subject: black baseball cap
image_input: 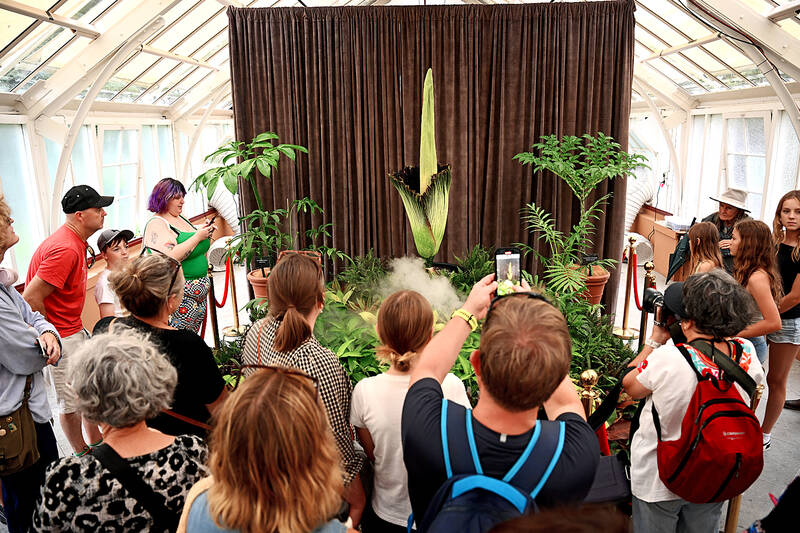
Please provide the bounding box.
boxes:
[61,185,114,214]
[97,228,134,252]
[664,282,687,320]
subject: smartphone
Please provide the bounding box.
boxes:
[207,215,217,225]
[495,247,521,296]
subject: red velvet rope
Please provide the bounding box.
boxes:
[632,251,642,311]
[200,308,207,339]
[214,256,231,309]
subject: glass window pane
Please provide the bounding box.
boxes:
[114,197,136,233]
[776,112,800,193]
[0,13,37,53]
[747,193,763,219]
[102,166,118,196]
[158,125,175,177]
[140,63,195,105]
[119,164,137,196]
[745,118,766,155]
[72,126,96,187]
[0,124,43,274]
[729,154,747,189]
[103,130,120,164]
[120,129,137,164]
[141,125,158,188]
[727,118,746,153]
[746,156,766,190]
[45,137,61,186]
[0,27,74,92]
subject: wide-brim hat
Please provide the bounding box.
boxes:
[664,282,687,320]
[97,228,134,252]
[709,188,749,212]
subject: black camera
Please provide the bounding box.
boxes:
[642,288,668,327]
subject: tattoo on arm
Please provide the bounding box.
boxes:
[148,231,159,245]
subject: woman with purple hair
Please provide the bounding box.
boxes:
[142,178,215,333]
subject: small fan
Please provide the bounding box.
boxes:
[208,236,232,272]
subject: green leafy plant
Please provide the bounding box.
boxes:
[242,297,269,323]
[315,289,383,383]
[450,245,494,295]
[514,133,647,295]
[389,69,452,260]
[334,249,387,306]
[225,197,348,267]
[192,132,307,212]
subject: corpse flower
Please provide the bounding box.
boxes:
[389,69,452,260]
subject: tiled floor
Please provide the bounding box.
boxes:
[4,261,798,532]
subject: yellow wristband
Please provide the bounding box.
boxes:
[451,308,478,331]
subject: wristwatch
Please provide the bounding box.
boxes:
[644,339,662,349]
[451,308,478,331]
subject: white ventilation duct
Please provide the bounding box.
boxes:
[625,173,660,231]
[208,185,240,236]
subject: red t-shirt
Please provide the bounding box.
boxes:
[26,225,88,337]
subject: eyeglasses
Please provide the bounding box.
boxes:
[86,245,96,269]
[222,363,319,396]
[483,291,554,331]
[140,246,182,296]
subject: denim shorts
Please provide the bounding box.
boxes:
[767,316,800,345]
[746,335,768,364]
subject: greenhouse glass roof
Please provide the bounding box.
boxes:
[0,0,798,116]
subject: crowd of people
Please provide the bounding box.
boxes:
[0,181,798,533]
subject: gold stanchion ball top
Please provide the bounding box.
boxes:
[628,235,637,245]
[644,261,655,273]
[580,369,599,389]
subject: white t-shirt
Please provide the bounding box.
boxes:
[94,269,126,318]
[631,338,766,503]
[350,372,470,526]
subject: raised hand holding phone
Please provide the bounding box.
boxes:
[495,247,521,296]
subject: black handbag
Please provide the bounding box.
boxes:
[0,376,40,475]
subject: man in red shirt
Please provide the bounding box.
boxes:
[23,185,113,454]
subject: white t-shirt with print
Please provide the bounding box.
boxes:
[630,338,766,503]
[350,372,470,526]
[94,269,126,318]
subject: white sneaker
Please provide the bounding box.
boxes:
[763,434,772,450]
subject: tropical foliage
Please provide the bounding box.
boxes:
[515,133,647,295]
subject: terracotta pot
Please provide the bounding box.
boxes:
[247,268,270,299]
[583,265,611,305]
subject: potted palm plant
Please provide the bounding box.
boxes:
[514,133,647,304]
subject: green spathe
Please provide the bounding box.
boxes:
[390,68,451,260]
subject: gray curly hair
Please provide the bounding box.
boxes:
[67,329,177,428]
[683,269,759,339]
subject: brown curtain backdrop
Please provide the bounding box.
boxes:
[227,1,634,309]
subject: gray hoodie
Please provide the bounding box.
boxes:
[0,282,61,423]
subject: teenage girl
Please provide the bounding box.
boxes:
[731,219,782,367]
[688,221,724,274]
[350,291,470,533]
[762,191,800,449]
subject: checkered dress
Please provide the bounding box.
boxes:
[241,317,363,485]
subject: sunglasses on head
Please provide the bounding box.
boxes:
[222,363,319,397]
[483,291,554,331]
[140,246,182,296]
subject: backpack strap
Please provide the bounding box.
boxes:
[92,444,177,532]
[692,339,757,399]
[504,421,565,500]
[440,399,482,478]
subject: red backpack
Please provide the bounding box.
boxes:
[652,339,763,503]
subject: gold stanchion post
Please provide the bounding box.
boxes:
[637,261,657,353]
[723,383,765,533]
[222,257,247,338]
[580,369,599,419]
[207,265,220,350]
[613,236,639,340]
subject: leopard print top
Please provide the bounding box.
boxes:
[33,435,208,532]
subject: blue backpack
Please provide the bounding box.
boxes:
[409,399,565,533]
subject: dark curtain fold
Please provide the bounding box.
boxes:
[228,1,634,309]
